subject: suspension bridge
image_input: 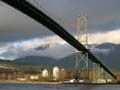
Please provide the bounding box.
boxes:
[1,0,116,82]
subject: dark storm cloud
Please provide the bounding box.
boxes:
[33,0,120,32]
[0,0,120,42]
[0,1,54,42]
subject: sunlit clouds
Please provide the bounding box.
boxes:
[0,35,73,60]
[89,29,120,44]
[0,29,119,60]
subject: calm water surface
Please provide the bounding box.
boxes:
[0,83,120,90]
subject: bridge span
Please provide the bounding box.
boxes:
[1,0,116,79]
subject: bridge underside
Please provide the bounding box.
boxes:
[1,0,116,79]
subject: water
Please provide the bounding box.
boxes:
[0,83,120,90]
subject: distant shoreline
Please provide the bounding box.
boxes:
[0,80,119,85]
[0,80,62,84]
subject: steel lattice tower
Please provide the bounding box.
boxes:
[75,16,89,81]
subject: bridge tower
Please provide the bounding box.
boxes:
[75,16,89,81]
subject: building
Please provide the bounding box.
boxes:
[42,69,49,78]
[53,66,60,80]
[60,69,66,79]
[30,75,39,80]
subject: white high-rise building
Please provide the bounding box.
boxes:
[42,69,49,78]
[53,66,60,80]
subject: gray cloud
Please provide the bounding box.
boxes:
[90,46,111,55]
[0,0,120,42]
[0,1,54,42]
[0,35,74,60]
[0,0,120,60]
[30,0,120,32]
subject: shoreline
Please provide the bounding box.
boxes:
[0,80,62,84]
[0,80,119,85]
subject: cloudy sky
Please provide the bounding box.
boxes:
[0,0,120,60]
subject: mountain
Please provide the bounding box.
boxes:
[0,59,14,64]
[56,54,76,68]
[14,56,56,66]
[58,43,120,70]
[0,43,120,70]
[96,43,120,70]
[95,43,116,49]
[13,55,77,68]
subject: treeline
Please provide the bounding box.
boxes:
[0,64,46,74]
[0,63,120,82]
[0,64,73,81]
